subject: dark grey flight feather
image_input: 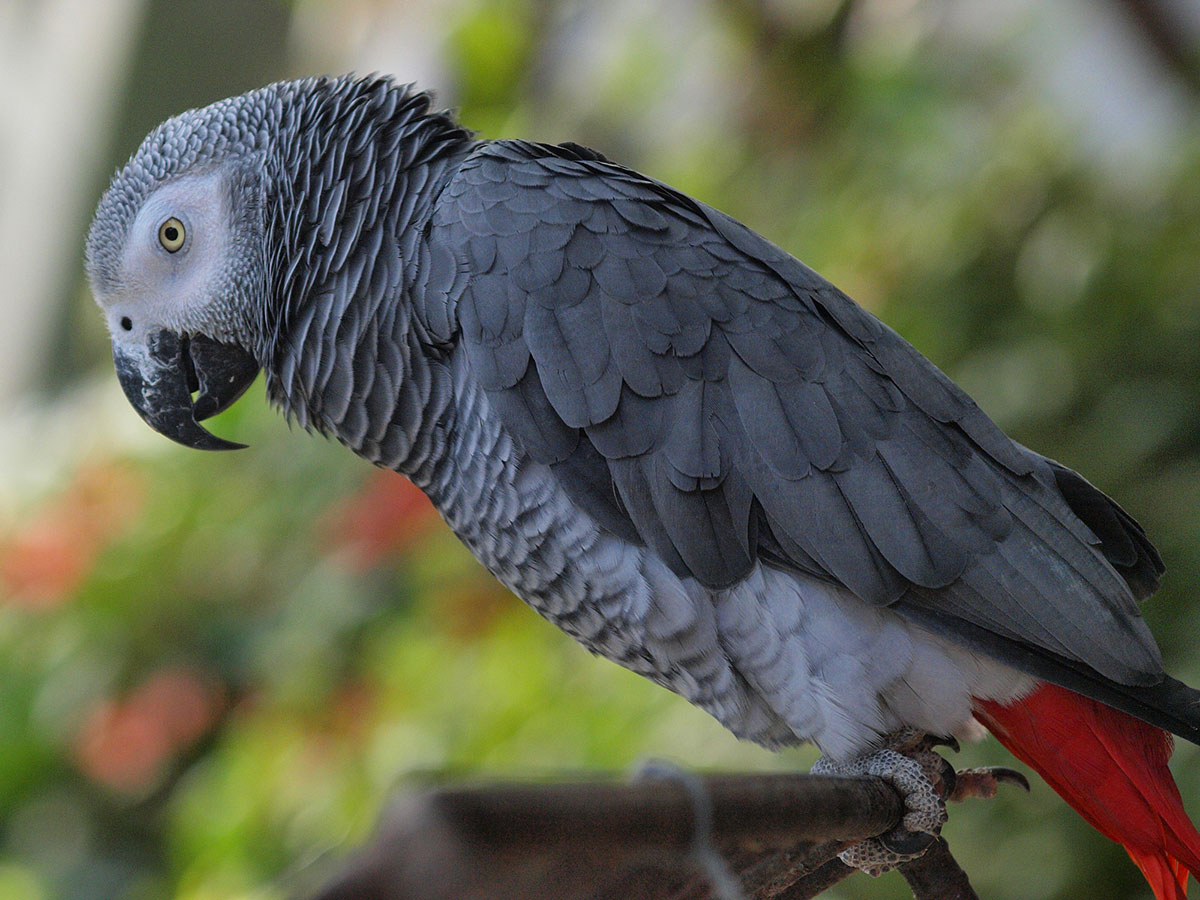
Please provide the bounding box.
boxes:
[89,74,1192,748]
[429,140,1164,684]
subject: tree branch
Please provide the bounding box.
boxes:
[899,837,980,900]
[294,771,980,900]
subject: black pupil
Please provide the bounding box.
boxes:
[164,225,179,242]
[120,316,132,331]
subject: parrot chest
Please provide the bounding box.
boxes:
[413,370,643,647]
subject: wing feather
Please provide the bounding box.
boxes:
[432,140,1165,687]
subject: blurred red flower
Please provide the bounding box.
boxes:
[74,667,224,793]
[322,470,439,570]
[1,461,145,610]
[435,579,513,642]
[329,679,379,744]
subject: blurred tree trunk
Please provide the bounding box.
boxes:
[0,0,144,406]
[1110,0,1200,97]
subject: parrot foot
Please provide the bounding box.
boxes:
[811,730,952,876]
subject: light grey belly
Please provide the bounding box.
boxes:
[419,380,1033,760]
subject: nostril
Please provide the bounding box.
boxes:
[120,316,133,332]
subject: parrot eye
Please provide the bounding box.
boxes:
[158,217,186,252]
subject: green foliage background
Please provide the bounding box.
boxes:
[4,1,1200,898]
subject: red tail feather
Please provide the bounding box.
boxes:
[976,684,1200,900]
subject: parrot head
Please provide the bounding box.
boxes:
[86,76,473,454]
[85,97,271,451]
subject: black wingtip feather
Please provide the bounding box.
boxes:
[1047,460,1165,601]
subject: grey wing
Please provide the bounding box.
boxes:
[430,140,1166,694]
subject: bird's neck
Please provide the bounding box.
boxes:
[258,78,473,462]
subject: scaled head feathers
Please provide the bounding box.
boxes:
[85,74,471,450]
[85,84,281,347]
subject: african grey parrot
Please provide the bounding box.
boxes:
[85,74,1200,893]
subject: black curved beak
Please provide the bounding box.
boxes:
[113,330,260,451]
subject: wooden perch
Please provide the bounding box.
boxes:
[295,771,983,900]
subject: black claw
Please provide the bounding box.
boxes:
[880,827,937,857]
[937,759,957,799]
[988,767,1031,793]
[924,734,960,754]
[948,766,1033,802]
